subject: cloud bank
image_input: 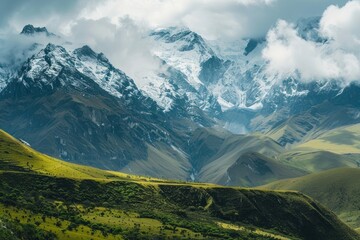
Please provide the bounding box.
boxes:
[80,0,347,40]
[263,0,360,84]
[0,0,355,85]
[69,17,162,81]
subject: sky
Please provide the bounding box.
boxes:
[0,0,359,83]
[0,0,348,39]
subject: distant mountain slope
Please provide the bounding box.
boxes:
[262,100,360,147]
[20,24,57,37]
[274,123,360,173]
[261,168,360,230]
[296,123,360,154]
[0,129,358,240]
[188,128,306,187]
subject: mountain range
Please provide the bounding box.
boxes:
[0,21,360,189]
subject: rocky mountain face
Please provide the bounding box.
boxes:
[0,35,198,179]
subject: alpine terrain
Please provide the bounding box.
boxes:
[1,0,360,239]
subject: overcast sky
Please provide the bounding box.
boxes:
[0,0,348,39]
[1,0,359,83]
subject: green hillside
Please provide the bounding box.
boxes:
[189,128,305,187]
[262,102,359,147]
[270,123,360,174]
[0,129,358,239]
[295,123,360,154]
[261,168,360,229]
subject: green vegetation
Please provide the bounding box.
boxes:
[296,124,360,154]
[260,168,360,229]
[0,217,56,240]
[189,127,304,187]
[0,129,358,240]
[266,123,360,174]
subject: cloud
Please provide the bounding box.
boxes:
[69,17,162,81]
[0,0,354,85]
[0,32,66,71]
[0,0,98,34]
[80,0,348,40]
[263,0,360,84]
[320,0,360,52]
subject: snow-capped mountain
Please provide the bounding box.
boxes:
[145,27,225,117]
[151,27,215,89]
[0,39,198,178]
[143,20,357,138]
[148,27,276,116]
[0,21,359,180]
[73,45,145,103]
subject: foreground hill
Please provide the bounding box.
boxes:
[261,168,360,230]
[0,130,358,240]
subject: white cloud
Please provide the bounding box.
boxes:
[320,0,360,52]
[263,0,360,84]
[79,0,347,40]
[0,32,65,70]
[69,17,162,81]
[0,0,354,85]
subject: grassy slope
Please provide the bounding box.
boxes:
[262,102,359,148]
[0,129,174,183]
[190,128,305,187]
[260,168,360,229]
[274,123,360,173]
[0,129,359,240]
[296,123,360,154]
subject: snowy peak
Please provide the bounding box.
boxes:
[73,45,98,59]
[11,43,88,93]
[147,27,225,116]
[151,27,214,56]
[20,24,56,37]
[2,43,135,99]
[73,45,110,65]
[150,27,218,91]
[73,45,141,100]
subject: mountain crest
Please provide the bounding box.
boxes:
[20,24,56,37]
[73,45,109,63]
[151,27,214,55]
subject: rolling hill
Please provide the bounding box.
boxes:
[276,123,360,173]
[261,168,360,230]
[189,127,306,186]
[295,123,360,155]
[0,129,358,240]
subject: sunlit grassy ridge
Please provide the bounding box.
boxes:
[260,168,360,229]
[0,129,358,240]
[296,124,360,154]
[0,129,179,184]
[272,123,360,174]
